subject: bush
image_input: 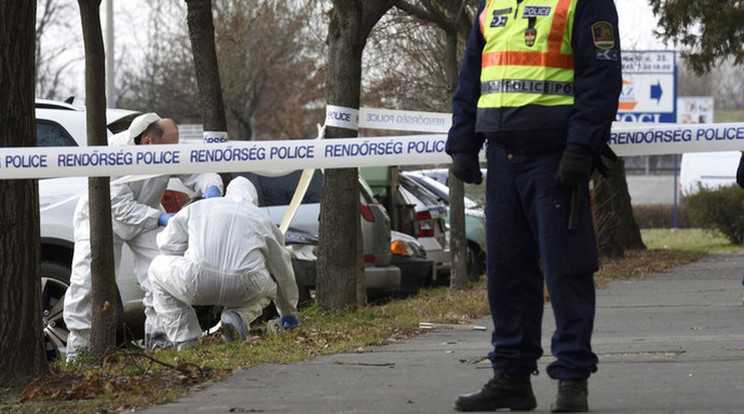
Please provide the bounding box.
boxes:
[632,203,696,229]
[684,184,744,244]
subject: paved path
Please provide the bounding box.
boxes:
[626,175,678,205]
[140,253,744,413]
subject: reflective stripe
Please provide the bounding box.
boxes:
[482,51,574,69]
[479,0,493,36]
[481,79,574,96]
[547,0,572,54]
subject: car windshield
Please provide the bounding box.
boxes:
[405,173,479,209]
[233,170,322,207]
[399,175,442,207]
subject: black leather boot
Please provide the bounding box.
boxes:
[454,374,537,412]
[551,378,588,412]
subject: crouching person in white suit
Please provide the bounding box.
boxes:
[148,176,299,349]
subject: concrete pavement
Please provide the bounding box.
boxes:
[140,253,744,413]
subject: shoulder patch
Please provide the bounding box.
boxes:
[595,49,619,61]
[591,21,615,50]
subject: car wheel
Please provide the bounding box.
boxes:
[41,261,70,361]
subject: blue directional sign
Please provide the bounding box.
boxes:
[616,50,677,123]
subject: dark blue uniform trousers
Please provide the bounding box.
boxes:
[485,146,599,379]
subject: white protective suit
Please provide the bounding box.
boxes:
[63,173,223,359]
[149,176,299,343]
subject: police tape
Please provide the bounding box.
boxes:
[608,122,744,156]
[326,106,451,132]
[359,107,451,133]
[3,118,744,180]
[0,135,450,179]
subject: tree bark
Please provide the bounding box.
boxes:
[0,1,49,386]
[185,0,230,185]
[78,0,118,362]
[318,1,394,309]
[593,157,646,258]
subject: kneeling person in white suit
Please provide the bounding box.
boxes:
[149,176,299,348]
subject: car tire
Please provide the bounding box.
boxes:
[40,260,71,362]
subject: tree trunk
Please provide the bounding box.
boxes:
[593,157,646,258]
[185,0,231,184]
[0,1,50,386]
[444,29,468,290]
[318,1,394,309]
[78,0,118,362]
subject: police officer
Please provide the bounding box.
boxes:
[446,0,622,412]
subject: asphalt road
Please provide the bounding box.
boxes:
[140,252,744,414]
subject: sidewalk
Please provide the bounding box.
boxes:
[140,253,744,414]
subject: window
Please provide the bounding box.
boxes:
[36,120,77,147]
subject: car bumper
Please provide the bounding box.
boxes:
[391,255,433,295]
[364,264,401,297]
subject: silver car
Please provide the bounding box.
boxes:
[233,170,402,298]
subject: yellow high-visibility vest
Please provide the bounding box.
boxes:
[476,0,578,131]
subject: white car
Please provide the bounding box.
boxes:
[37,99,147,360]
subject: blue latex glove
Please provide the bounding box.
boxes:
[202,185,221,199]
[280,315,299,330]
[158,213,175,226]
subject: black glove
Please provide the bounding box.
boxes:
[737,154,744,188]
[594,143,618,178]
[451,156,482,185]
[555,149,593,187]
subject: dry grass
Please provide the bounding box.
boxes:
[1,231,729,413]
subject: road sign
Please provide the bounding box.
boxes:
[616,50,677,123]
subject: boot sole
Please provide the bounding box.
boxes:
[455,396,537,412]
[550,404,588,413]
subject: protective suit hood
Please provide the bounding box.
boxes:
[225,177,258,206]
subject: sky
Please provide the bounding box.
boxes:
[616,0,671,50]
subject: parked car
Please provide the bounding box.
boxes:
[396,173,452,284]
[402,171,486,280]
[417,167,488,186]
[360,167,453,285]
[390,230,432,295]
[232,170,432,298]
[679,151,739,196]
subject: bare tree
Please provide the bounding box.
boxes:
[317,0,395,309]
[78,0,118,362]
[116,0,323,141]
[390,0,477,289]
[116,5,202,122]
[35,0,84,99]
[593,160,645,258]
[185,0,228,137]
[0,1,49,386]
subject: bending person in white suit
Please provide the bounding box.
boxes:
[149,176,299,349]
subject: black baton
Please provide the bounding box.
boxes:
[568,184,580,230]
